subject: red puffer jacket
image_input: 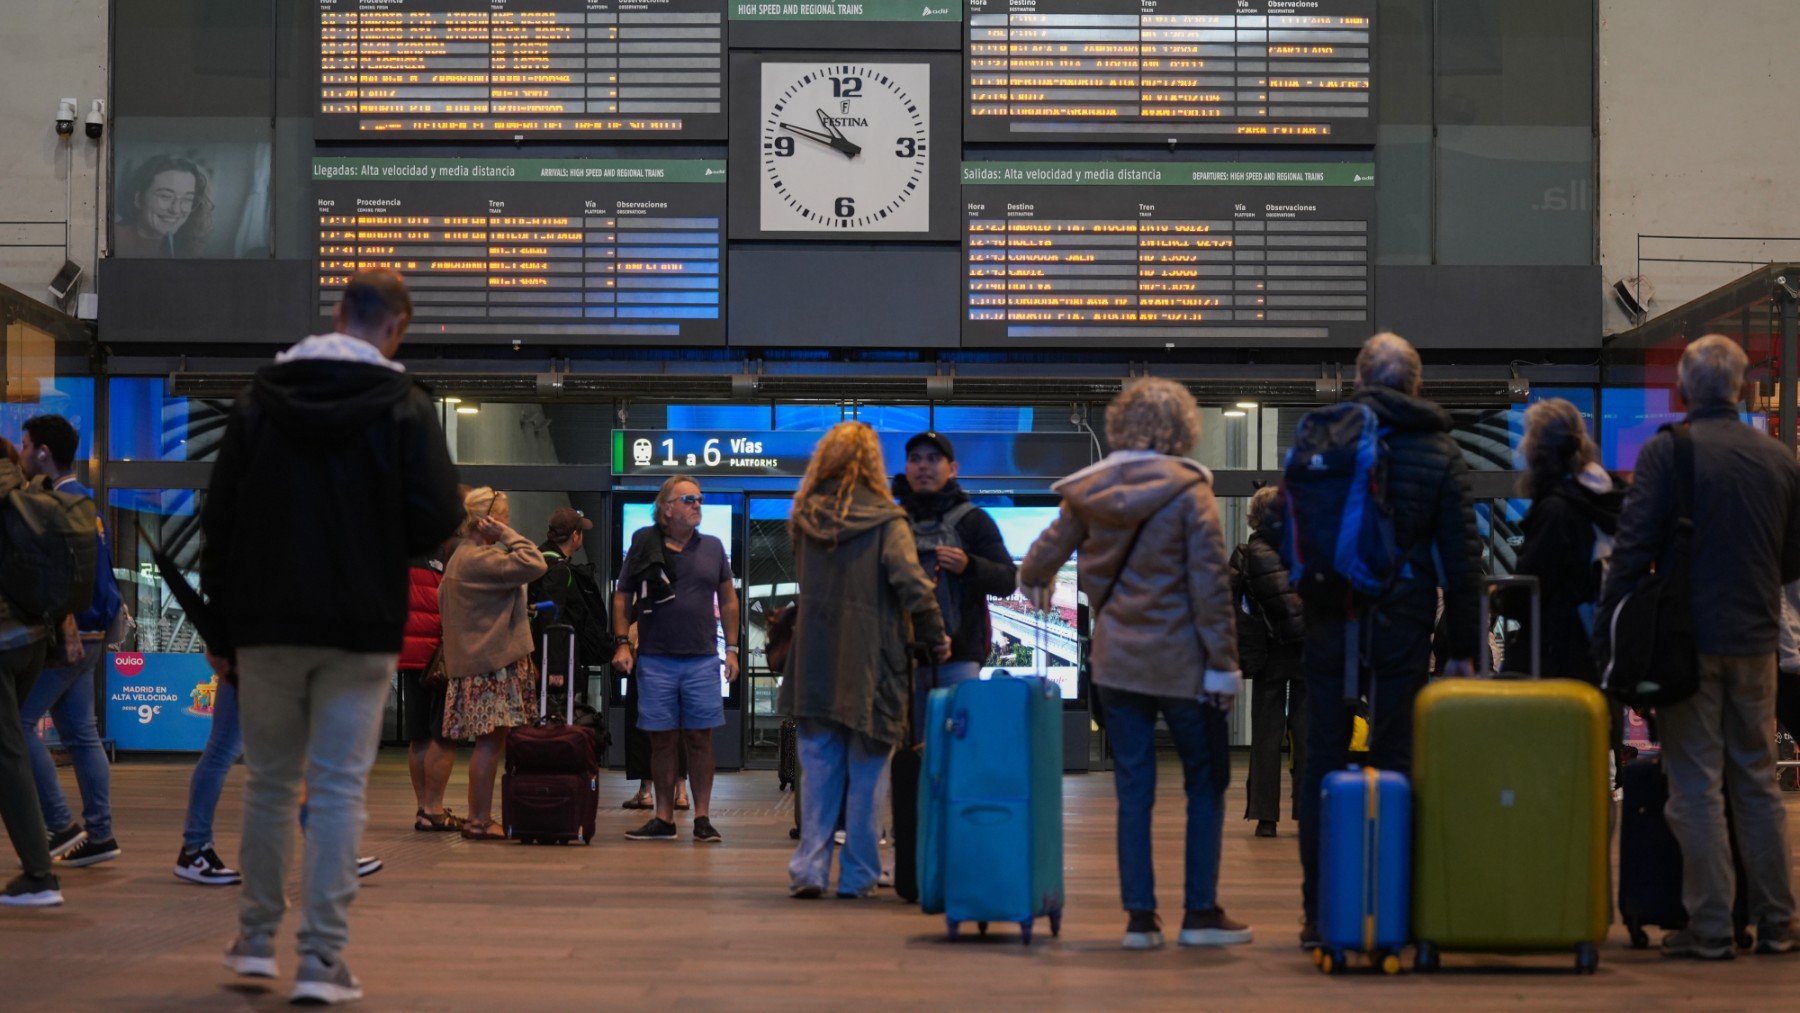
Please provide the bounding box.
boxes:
[399,564,444,671]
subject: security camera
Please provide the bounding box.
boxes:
[84,100,105,140]
[55,97,77,136]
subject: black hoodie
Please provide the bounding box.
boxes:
[1352,386,1484,662]
[892,475,1018,665]
[1515,466,1624,682]
[200,358,464,655]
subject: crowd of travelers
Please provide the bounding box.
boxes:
[0,268,1795,1006]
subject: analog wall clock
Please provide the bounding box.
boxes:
[729,52,959,241]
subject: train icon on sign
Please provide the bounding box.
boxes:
[633,439,654,467]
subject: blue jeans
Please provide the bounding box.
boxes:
[789,719,892,894]
[183,677,243,850]
[21,644,110,840]
[913,660,981,745]
[1100,685,1231,913]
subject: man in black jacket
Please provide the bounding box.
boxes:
[893,432,1017,731]
[1295,332,1483,947]
[201,268,462,1004]
[1595,335,1800,959]
[531,507,613,675]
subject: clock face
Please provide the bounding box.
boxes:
[759,62,931,233]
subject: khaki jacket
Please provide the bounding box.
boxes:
[1020,452,1239,700]
[440,529,548,679]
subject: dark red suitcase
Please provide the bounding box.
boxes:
[504,624,599,844]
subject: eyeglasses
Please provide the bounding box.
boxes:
[675,494,704,506]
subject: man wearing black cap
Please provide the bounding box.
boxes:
[531,507,613,683]
[893,432,1018,723]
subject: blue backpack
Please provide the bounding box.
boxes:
[1280,402,1400,599]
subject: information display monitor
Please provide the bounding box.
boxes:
[965,0,1374,145]
[962,160,1373,348]
[314,157,725,346]
[316,0,727,139]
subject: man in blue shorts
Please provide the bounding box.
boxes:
[613,475,739,844]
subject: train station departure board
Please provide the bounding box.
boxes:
[316,0,727,139]
[966,0,1373,144]
[963,161,1373,348]
[314,158,725,346]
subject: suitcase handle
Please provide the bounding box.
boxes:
[538,622,578,726]
[949,709,968,739]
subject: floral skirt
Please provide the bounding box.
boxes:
[443,655,539,740]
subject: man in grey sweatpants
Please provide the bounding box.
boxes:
[1597,334,1800,960]
[201,268,462,1004]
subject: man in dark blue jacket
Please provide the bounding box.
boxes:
[201,268,463,1003]
[1596,334,1800,959]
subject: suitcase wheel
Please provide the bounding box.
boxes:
[1318,950,1339,975]
[1019,922,1033,946]
[1310,947,1324,968]
[977,921,989,936]
[1049,909,1062,938]
[1413,942,1440,973]
[1626,922,1649,950]
[945,919,961,941]
[1575,942,1599,974]
[1377,951,1402,976]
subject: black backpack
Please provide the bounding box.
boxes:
[0,485,99,624]
[1600,424,1699,709]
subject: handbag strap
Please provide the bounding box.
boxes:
[1092,475,1203,618]
[1671,423,1695,525]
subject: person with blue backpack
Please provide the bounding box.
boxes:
[1283,333,1483,951]
[17,414,124,871]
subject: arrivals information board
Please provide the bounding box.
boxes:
[962,161,1374,348]
[965,0,1374,145]
[316,0,727,139]
[314,158,725,346]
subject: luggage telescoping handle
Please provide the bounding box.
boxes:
[534,601,578,724]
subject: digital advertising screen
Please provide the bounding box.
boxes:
[314,157,724,346]
[963,161,1374,348]
[965,0,1374,145]
[980,506,1079,700]
[316,0,727,139]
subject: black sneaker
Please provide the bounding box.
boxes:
[624,817,678,841]
[1661,929,1735,960]
[1179,907,1253,947]
[1756,921,1797,955]
[1299,921,1321,950]
[60,836,121,868]
[175,844,242,885]
[0,872,63,908]
[46,823,86,860]
[1122,910,1164,950]
[1254,820,1278,838]
[691,817,722,844]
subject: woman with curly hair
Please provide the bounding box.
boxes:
[113,154,214,258]
[1020,378,1249,950]
[779,422,947,898]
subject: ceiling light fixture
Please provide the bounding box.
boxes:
[456,404,480,416]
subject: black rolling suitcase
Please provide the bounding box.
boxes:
[890,652,936,904]
[503,623,600,845]
[1616,756,1750,949]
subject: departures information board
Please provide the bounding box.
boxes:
[316,0,727,139]
[963,161,1373,348]
[966,0,1373,144]
[315,158,725,346]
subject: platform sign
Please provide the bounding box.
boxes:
[106,652,222,752]
[612,429,1096,478]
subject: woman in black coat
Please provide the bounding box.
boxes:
[1231,486,1308,838]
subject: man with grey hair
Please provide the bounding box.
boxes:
[1294,331,1483,948]
[1596,333,1800,959]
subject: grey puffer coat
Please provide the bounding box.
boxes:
[1020,451,1239,700]
[778,485,946,748]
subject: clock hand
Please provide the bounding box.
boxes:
[814,108,862,159]
[777,121,839,146]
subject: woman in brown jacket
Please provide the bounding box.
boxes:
[1020,378,1248,951]
[779,422,948,898]
[439,488,548,840]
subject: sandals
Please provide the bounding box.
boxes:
[415,808,466,832]
[622,793,654,810]
[459,819,509,841]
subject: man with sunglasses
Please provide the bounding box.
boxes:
[614,476,739,844]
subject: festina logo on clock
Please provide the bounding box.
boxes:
[760,62,930,233]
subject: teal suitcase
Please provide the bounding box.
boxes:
[918,675,1064,942]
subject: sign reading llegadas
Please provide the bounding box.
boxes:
[106,653,223,752]
[612,430,1094,479]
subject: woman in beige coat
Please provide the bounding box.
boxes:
[440,488,548,840]
[1019,378,1247,951]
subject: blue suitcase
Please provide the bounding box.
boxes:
[1316,767,1411,974]
[918,675,1064,943]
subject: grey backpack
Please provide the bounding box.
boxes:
[911,502,977,638]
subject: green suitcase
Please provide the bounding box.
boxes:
[1412,678,1611,973]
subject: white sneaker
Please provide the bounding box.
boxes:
[175,844,243,886]
[0,874,63,908]
[223,936,278,978]
[878,866,895,888]
[356,857,383,878]
[289,951,363,1005]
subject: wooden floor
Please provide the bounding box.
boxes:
[3,750,1798,1010]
